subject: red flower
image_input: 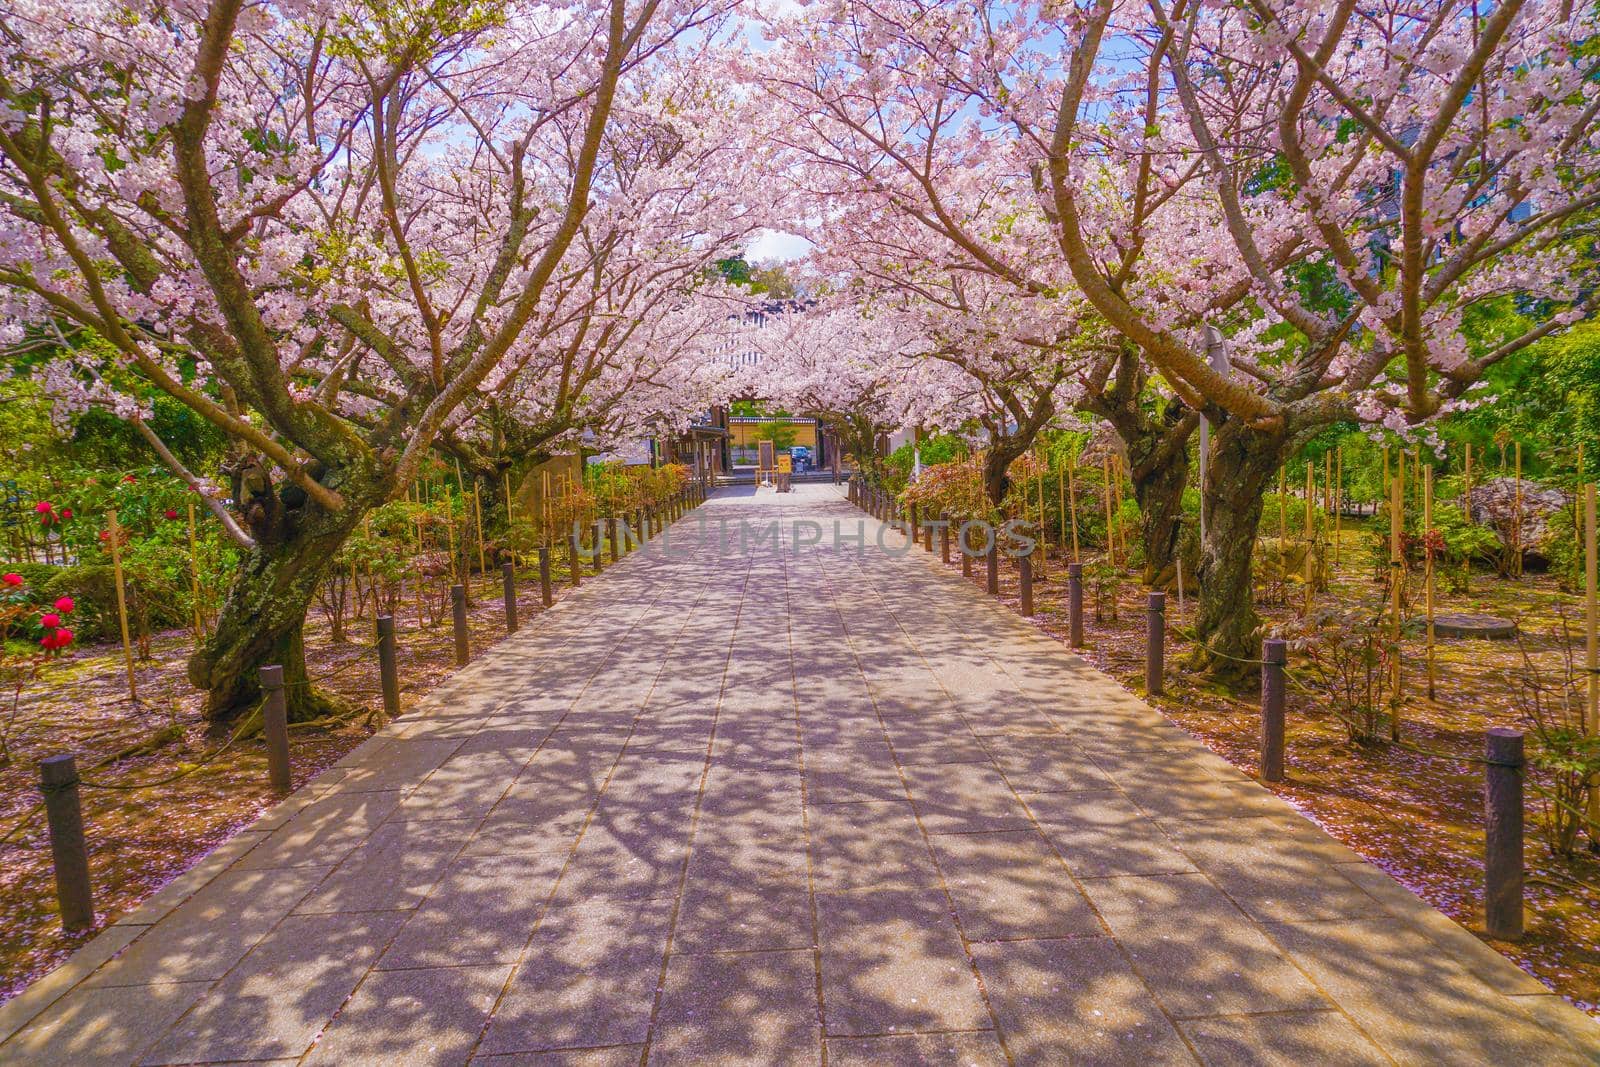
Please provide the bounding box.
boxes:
[54,628,73,647]
[39,613,60,629]
[34,501,52,514]
[2,573,22,587]
[59,508,72,520]
[123,474,137,483]
[164,509,179,520]
[54,596,75,613]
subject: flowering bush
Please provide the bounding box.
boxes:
[0,574,77,764]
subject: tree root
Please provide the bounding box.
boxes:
[86,723,186,771]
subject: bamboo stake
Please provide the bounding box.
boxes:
[1575,443,1585,539]
[1304,461,1315,614]
[473,485,487,578]
[1334,446,1342,567]
[1462,442,1473,594]
[1304,460,1314,535]
[445,490,459,585]
[1036,453,1048,580]
[1514,442,1524,578]
[106,510,138,702]
[1102,454,1114,567]
[542,470,551,547]
[1390,451,1404,739]
[185,500,204,640]
[503,469,515,567]
[1057,463,1067,562]
[1067,452,1081,563]
[1425,464,1436,701]
[1278,466,1287,543]
[1586,483,1598,836]
[362,517,374,617]
[415,513,429,628]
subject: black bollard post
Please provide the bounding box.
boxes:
[986,540,1000,595]
[610,516,621,563]
[1146,592,1166,696]
[909,503,919,546]
[39,754,94,932]
[502,562,518,633]
[538,546,553,607]
[940,513,952,564]
[377,616,400,717]
[567,533,582,587]
[591,519,605,574]
[259,664,292,793]
[1019,551,1034,617]
[1485,728,1525,941]
[1068,562,1084,647]
[1260,638,1286,782]
[451,584,470,666]
[962,523,974,578]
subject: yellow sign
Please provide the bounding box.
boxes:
[777,454,792,474]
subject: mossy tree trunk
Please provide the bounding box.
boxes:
[980,434,1034,510]
[1130,436,1194,586]
[1188,419,1288,684]
[188,463,380,722]
[1083,351,1198,585]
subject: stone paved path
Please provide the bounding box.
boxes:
[3,485,1597,1064]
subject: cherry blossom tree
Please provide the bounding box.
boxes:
[750,2,1202,567]
[738,301,913,478]
[1041,0,1600,670]
[758,0,1600,671]
[0,0,742,718]
[438,81,778,492]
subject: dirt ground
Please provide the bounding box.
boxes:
[952,523,1600,1016]
[0,563,571,1002]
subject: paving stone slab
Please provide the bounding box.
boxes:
[814,887,990,1037]
[1078,874,1330,1019]
[648,948,821,1064]
[477,899,674,1055]
[824,1030,1007,1066]
[139,910,409,1064]
[928,830,1101,942]
[1264,917,1598,1063]
[1178,1010,1389,1066]
[303,963,512,1065]
[89,865,333,986]
[2,980,211,1066]
[969,937,1194,1063]
[809,801,940,890]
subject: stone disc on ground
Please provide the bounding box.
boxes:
[1433,613,1519,639]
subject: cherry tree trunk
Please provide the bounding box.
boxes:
[1190,423,1285,684]
[1131,450,1189,586]
[187,493,369,723]
[982,438,1032,509]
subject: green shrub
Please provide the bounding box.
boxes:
[40,562,185,644]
